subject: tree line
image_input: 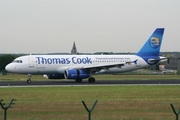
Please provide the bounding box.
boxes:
[0,54,19,72]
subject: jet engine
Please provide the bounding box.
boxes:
[64,70,90,79]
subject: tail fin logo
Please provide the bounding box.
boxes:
[149,37,160,49]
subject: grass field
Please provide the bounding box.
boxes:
[0,74,180,120]
[0,86,180,120]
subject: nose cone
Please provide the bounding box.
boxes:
[5,64,14,72]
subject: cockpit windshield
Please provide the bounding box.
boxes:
[13,60,23,63]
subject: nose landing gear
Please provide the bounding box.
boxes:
[27,74,32,83]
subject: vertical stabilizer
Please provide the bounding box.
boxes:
[136,28,164,56]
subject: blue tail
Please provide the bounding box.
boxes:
[136,28,164,56]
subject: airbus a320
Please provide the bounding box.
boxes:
[5,28,167,83]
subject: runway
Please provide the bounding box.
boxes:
[1,79,180,87]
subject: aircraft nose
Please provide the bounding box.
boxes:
[5,64,15,72]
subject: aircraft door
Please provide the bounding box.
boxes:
[29,56,35,68]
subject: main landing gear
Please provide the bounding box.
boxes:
[75,78,82,83]
[27,74,32,84]
[88,77,95,83]
[75,77,96,83]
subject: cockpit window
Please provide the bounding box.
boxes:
[13,60,23,63]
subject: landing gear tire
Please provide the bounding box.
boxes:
[27,79,31,84]
[75,79,82,83]
[88,77,95,83]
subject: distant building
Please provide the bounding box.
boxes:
[71,41,77,54]
[165,54,180,71]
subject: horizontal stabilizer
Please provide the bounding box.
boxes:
[148,57,167,64]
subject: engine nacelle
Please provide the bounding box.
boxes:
[64,70,90,79]
[47,74,65,79]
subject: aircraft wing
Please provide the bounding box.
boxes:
[83,63,125,69]
[66,62,128,72]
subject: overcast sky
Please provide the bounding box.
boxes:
[1,0,180,54]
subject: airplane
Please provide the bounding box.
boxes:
[5,28,167,83]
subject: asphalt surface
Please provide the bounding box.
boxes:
[1,80,180,87]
